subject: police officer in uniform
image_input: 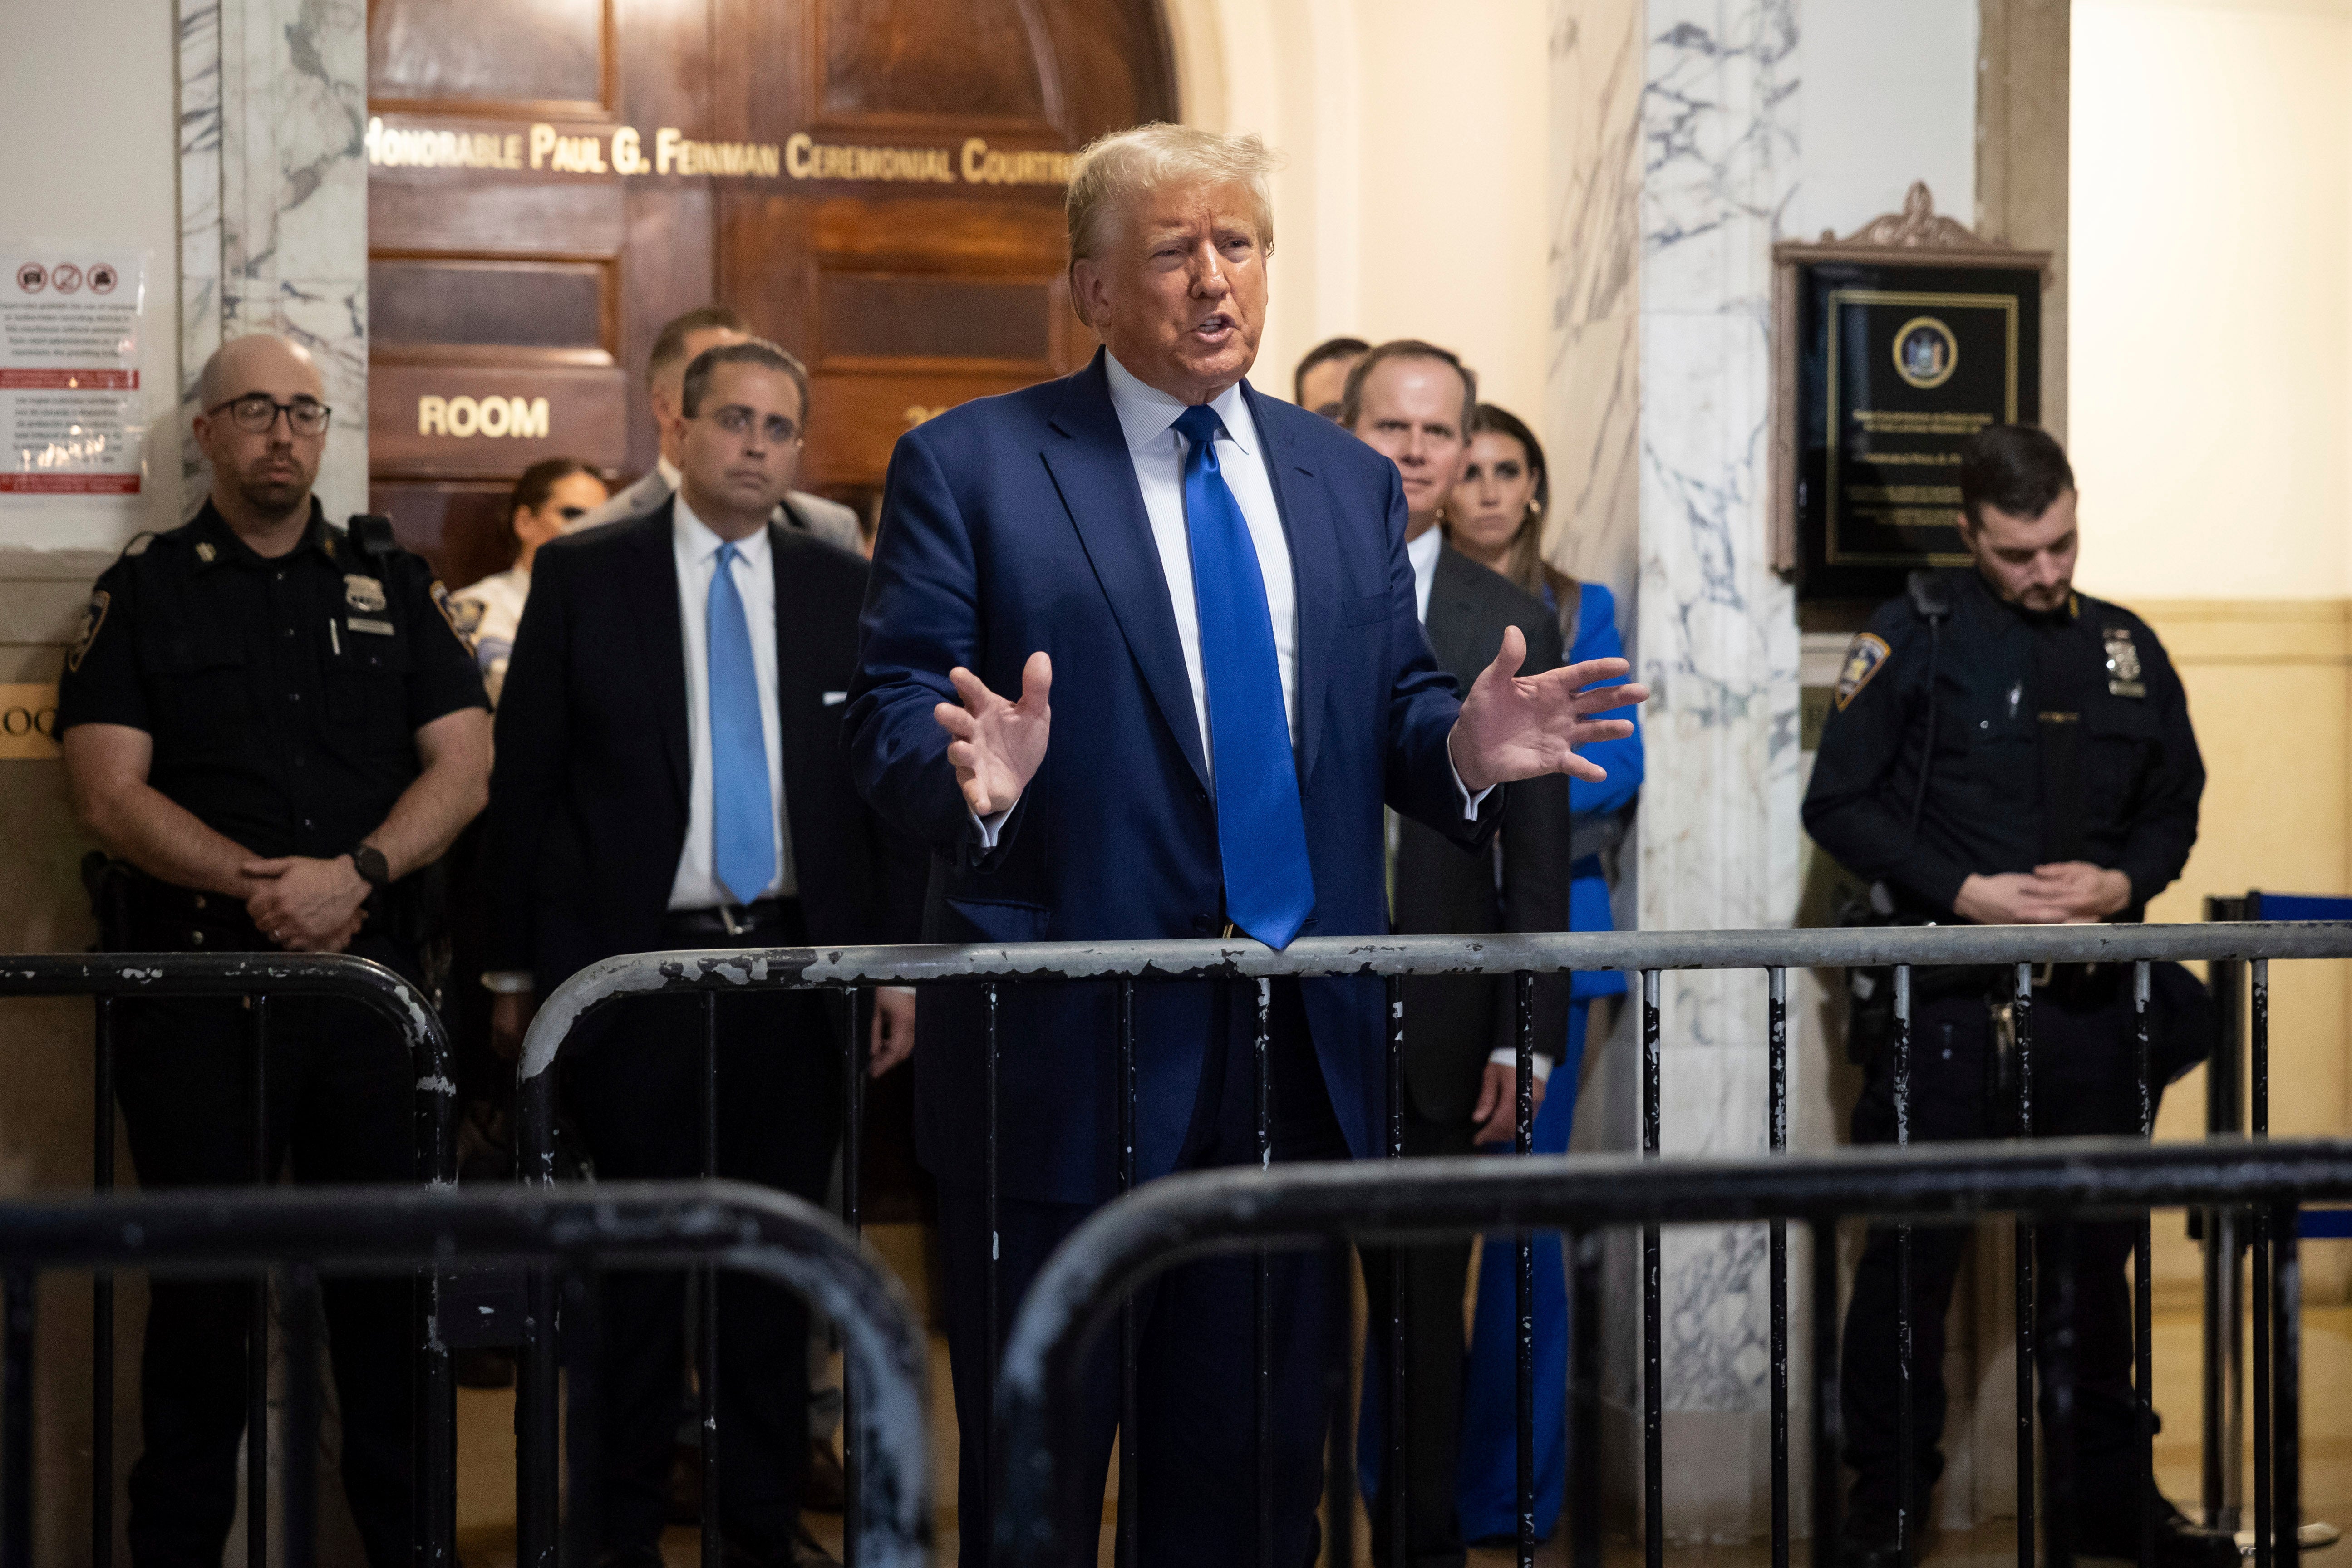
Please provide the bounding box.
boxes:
[58,334,490,1567]
[1804,424,2227,1568]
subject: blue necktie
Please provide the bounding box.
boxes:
[1173,404,1316,948]
[708,541,775,906]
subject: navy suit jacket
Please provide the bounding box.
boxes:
[846,350,1499,1204]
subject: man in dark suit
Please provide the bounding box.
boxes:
[1343,339,1574,1567]
[487,339,920,1568]
[846,125,1643,1567]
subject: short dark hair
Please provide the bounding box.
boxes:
[680,338,810,425]
[1293,336,1370,405]
[507,457,595,533]
[1958,424,2075,527]
[647,305,750,388]
[1338,339,1477,437]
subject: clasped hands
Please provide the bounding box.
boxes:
[932,626,1647,819]
[1954,863,2132,926]
[241,853,370,953]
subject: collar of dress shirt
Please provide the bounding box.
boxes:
[672,488,772,572]
[657,454,682,491]
[1103,351,1259,459]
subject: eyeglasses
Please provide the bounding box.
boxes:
[207,393,332,437]
[707,405,801,445]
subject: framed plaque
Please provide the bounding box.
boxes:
[1770,184,2049,604]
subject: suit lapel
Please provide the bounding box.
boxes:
[1040,355,1210,792]
[767,524,823,848]
[1425,545,1485,679]
[625,500,692,805]
[1244,381,1337,785]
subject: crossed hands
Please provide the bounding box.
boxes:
[242,854,369,953]
[930,629,1648,818]
[1954,863,2132,926]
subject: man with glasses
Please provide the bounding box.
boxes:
[486,339,921,1568]
[569,304,864,552]
[55,332,491,1566]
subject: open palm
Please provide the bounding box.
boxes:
[1448,626,1647,790]
[934,651,1053,816]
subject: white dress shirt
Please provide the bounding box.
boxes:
[1406,524,1442,625]
[668,494,794,909]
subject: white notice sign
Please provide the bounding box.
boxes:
[1,248,145,494]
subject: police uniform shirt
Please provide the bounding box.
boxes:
[447,564,529,706]
[1803,567,2204,920]
[56,499,487,863]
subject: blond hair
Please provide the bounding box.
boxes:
[1065,123,1279,268]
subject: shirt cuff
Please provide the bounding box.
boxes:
[969,805,1012,850]
[1449,750,1496,822]
[880,985,916,998]
[482,970,534,994]
[1487,1046,1553,1083]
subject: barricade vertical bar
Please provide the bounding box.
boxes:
[983,978,1000,1545]
[1642,968,1662,1568]
[1,1267,32,1568]
[1118,978,1139,1566]
[1515,969,1535,1568]
[1894,964,1914,1568]
[1385,974,1407,1568]
[2202,915,2246,1532]
[2133,963,2155,1568]
[93,993,115,1568]
[561,1265,603,1568]
[2271,1202,2300,1568]
[1813,1219,1843,1568]
[1255,977,1274,1568]
[1324,1236,1357,1568]
[2252,960,2273,1568]
[518,1037,561,1567]
[1569,1229,1602,1568]
[702,993,722,1568]
[249,996,270,1568]
[284,1265,319,1568]
[2014,963,2036,1568]
[1768,968,1790,1568]
[842,991,865,1568]
[2044,1226,2078,1568]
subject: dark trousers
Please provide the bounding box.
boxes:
[1840,977,2153,1539]
[937,978,1352,1568]
[563,903,841,1562]
[1359,1104,1478,1568]
[113,933,421,1568]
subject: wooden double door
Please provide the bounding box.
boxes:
[366,0,1176,588]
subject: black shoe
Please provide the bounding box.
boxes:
[1840,1509,1914,1568]
[2076,1498,2240,1568]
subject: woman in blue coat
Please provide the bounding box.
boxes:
[1442,404,1643,1542]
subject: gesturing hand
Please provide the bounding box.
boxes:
[933,651,1053,817]
[1447,626,1648,791]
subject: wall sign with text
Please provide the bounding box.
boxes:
[366,117,1072,188]
[1769,187,2050,605]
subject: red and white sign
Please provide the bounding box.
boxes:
[1,247,145,496]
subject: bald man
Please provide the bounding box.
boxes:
[59,334,489,1566]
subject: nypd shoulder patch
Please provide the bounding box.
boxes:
[1834,632,1892,711]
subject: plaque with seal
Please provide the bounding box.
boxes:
[1770,184,2050,605]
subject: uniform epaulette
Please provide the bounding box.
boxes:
[118,531,157,559]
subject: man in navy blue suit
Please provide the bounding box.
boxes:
[846,123,1644,1566]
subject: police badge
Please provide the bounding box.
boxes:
[344,574,389,614]
[1835,632,1892,710]
[66,590,109,673]
[2104,626,2145,699]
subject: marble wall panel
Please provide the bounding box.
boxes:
[177,0,369,526]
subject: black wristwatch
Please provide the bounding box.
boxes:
[349,843,392,897]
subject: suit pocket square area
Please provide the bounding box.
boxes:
[822,690,848,706]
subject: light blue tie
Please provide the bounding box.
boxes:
[708,541,774,906]
[1172,404,1316,948]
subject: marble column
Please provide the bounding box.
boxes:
[1551,0,1810,1540]
[178,0,369,525]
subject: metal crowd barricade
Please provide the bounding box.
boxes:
[0,1179,930,1568]
[512,919,2352,1568]
[0,952,458,1567]
[994,1135,2352,1568]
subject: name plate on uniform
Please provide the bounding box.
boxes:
[1770,185,2050,605]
